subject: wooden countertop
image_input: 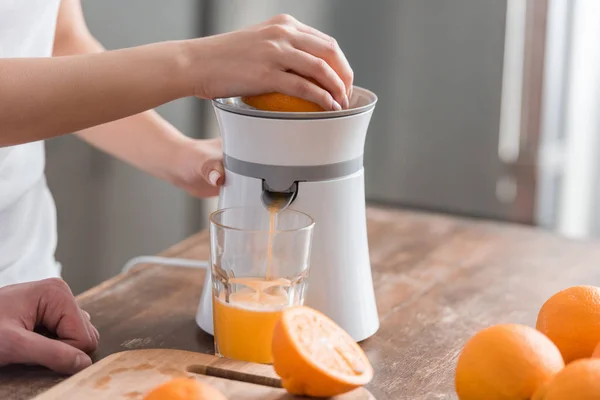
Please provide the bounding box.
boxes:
[2,206,600,399]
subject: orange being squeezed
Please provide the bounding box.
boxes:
[213,277,290,364]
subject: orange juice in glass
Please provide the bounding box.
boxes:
[209,207,314,364]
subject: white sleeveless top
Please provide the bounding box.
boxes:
[0,0,62,286]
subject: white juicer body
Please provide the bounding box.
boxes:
[196,88,380,341]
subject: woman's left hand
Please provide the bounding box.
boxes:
[169,137,225,198]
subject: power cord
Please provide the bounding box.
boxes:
[121,256,209,274]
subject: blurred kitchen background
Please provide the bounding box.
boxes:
[45,0,600,294]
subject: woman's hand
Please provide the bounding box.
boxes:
[0,279,99,375]
[189,14,354,111]
[168,137,224,198]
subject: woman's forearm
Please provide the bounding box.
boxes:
[77,113,191,183]
[52,8,191,184]
[2,7,356,149]
[0,41,190,147]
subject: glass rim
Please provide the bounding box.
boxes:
[209,206,315,234]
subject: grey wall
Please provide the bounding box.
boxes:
[345,1,509,219]
[46,0,207,294]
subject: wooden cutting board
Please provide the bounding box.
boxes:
[33,349,374,399]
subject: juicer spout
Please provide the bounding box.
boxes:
[261,181,298,211]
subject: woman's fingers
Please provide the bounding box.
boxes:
[258,14,353,104]
[291,28,354,96]
[193,13,354,106]
[272,71,341,111]
[279,48,348,108]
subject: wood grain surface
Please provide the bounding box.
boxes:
[33,349,372,399]
[2,206,600,399]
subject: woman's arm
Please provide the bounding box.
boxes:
[0,41,188,147]
[0,2,352,148]
[52,0,218,191]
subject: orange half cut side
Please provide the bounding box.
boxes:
[271,306,373,397]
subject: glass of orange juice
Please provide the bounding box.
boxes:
[209,206,315,364]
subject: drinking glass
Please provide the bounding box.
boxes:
[210,206,315,364]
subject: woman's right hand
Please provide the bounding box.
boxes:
[187,14,354,111]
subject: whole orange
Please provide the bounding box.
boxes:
[271,306,373,397]
[532,359,600,399]
[536,285,600,363]
[144,378,227,400]
[455,324,564,400]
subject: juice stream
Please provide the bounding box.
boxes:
[265,197,285,280]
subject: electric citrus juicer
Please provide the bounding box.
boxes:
[193,87,380,342]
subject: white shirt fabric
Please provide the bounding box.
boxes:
[0,0,63,286]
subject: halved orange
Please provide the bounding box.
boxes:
[242,76,326,112]
[242,92,325,112]
[144,378,228,400]
[271,306,373,397]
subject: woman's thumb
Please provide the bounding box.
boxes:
[203,159,225,187]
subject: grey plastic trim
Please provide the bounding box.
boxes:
[224,155,363,192]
